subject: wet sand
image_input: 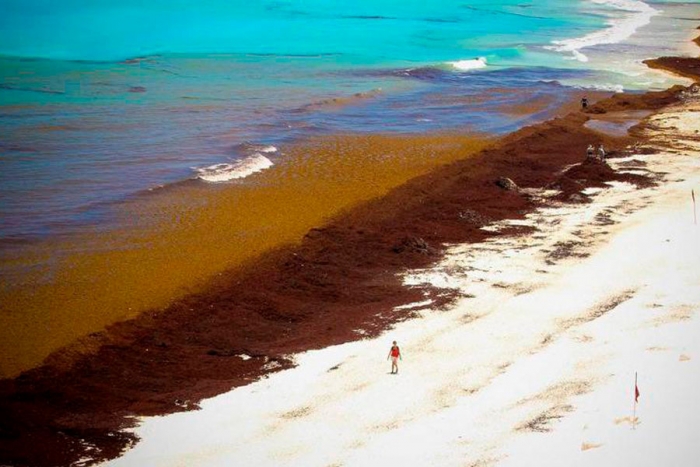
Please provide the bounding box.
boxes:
[2,34,700,467]
[584,110,654,137]
[644,27,700,82]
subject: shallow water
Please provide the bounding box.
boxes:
[0,133,489,377]
[584,110,653,136]
[1,0,693,242]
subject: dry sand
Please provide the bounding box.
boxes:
[103,92,700,467]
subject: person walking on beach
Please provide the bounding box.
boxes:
[587,144,595,158]
[387,341,402,374]
[598,144,606,161]
[581,96,588,109]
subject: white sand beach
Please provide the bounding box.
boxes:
[104,95,700,467]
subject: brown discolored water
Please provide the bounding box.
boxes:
[0,133,489,377]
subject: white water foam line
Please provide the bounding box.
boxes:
[258,145,278,154]
[195,152,274,182]
[546,0,659,62]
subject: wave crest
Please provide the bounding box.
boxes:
[448,57,488,71]
[195,153,274,183]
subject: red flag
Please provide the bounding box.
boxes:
[635,384,640,403]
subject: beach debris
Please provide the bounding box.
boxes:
[570,193,590,203]
[546,174,590,203]
[458,209,490,225]
[153,338,170,348]
[281,406,312,419]
[173,399,199,410]
[516,405,573,433]
[680,84,700,101]
[616,159,648,168]
[392,236,436,255]
[262,360,283,371]
[206,349,240,357]
[594,210,617,226]
[635,146,658,155]
[545,240,589,264]
[495,177,519,191]
[547,175,585,192]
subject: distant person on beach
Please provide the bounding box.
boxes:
[387,341,402,374]
[598,144,606,161]
[581,96,588,109]
[587,144,595,158]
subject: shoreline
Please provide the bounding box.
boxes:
[105,90,700,467]
[2,2,696,378]
[2,31,700,467]
[0,86,612,380]
[0,131,492,379]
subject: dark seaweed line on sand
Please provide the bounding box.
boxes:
[1,51,699,467]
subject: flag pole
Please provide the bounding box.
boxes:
[633,372,638,430]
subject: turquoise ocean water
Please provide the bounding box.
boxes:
[0,0,697,241]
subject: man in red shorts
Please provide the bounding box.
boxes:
[387,341,402,374]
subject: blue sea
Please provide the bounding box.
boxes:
[0,0,696,242]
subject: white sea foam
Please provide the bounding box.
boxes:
[547,0,659,62]
[195,153,274,182]
[587,83,626,93]
[448,57,487,71]
[258,146,278,154]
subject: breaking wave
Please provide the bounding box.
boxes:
[448,57,488,71]
[195,152,274,183]
[546,0,658,62]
